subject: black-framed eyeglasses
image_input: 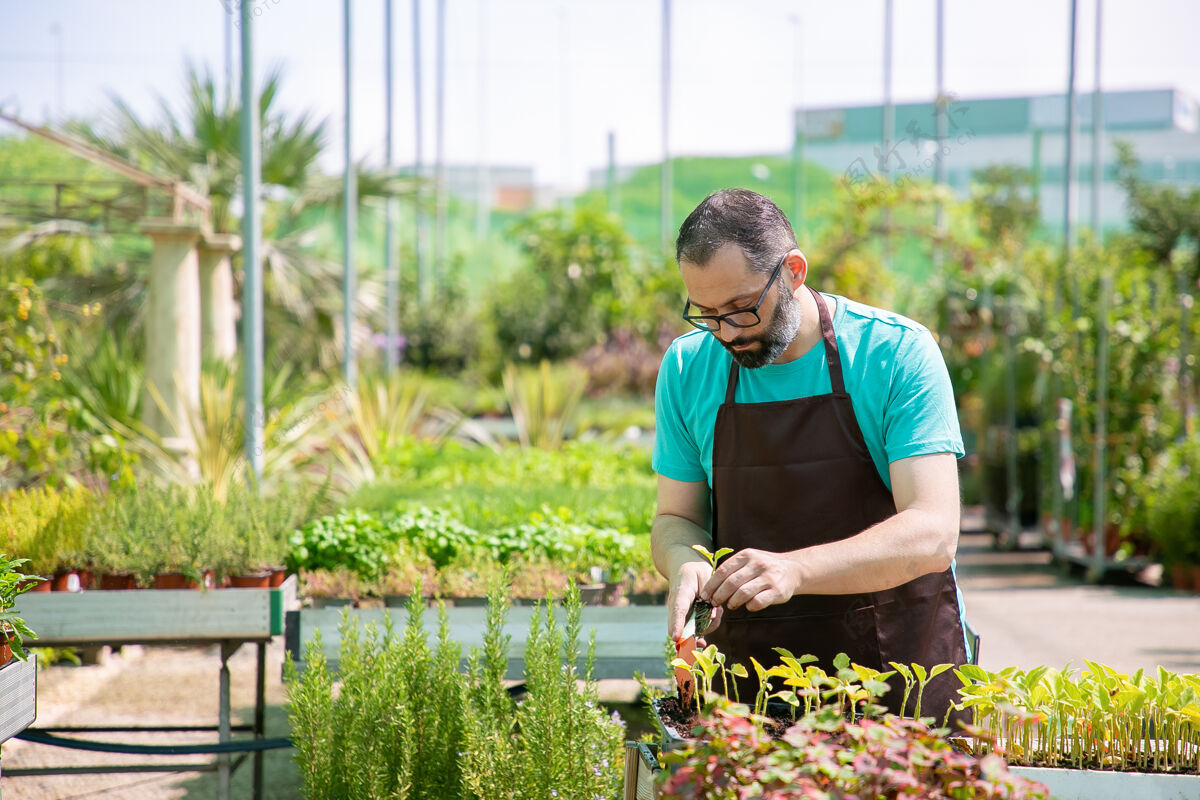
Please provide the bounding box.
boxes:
[681,253,786,332]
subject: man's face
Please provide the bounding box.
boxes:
[680,244,802,369]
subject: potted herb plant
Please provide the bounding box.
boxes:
[0,554,44,664]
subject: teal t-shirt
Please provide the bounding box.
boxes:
[653,292,964,490]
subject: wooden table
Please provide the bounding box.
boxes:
[5,577,297,800]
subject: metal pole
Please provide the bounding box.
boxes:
[224,7,234,109]
[607,130,618,215]
[660,0,672,255]
[559,2,572,212]
[790,14,805,239]
[385,0,399,374]
[475,0,490,239]
[1090,266,1112,581]
[240,0,264,483]
[434,0,447,298]
[51,23,63,120]
[882,0,894,271]
[934,0,947,249]
[1004,287,1021,550]
[1090,0,1103,238]
[343,0,358,389]
[413,0,427,303]
[1064,0,1079,263]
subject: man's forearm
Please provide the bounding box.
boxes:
[651,513,713,579]
[783,506,958,595]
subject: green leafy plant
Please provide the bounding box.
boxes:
[0,553,44,661]
[1143,435,1200,568]
[953,661,1200,774]
[501,360,587,451]
[657,697,1050,800]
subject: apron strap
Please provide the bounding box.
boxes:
[808,286,846,395]
[724,287,847,402]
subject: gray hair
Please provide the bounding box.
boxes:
[675,188,798,275]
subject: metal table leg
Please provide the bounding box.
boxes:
[218,641,240,800]
[254,641,266,800]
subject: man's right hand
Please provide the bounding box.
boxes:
[668,560,723,642]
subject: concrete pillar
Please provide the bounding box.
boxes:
[198,232,241,365]
[139,218,203,459]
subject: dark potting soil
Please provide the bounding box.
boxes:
[654,695,810,742]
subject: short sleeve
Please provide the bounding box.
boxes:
[883,329,965,463]
[653,343,708,482]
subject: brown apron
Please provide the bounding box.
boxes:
[706,286,968,725]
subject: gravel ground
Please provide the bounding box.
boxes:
[2,509,1198,799]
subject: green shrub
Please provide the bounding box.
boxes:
[0,485,95,575]
[286,584,626,800]
[287,509,394,579]
[1145,435,1200,567]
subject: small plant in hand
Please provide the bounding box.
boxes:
[688,543,732,639]
[0,553,44,662]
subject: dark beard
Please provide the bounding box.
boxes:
[720,287,802,369]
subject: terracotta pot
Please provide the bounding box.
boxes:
[1191,565,1200,594]
[0,641,11,666]
[153,571,213,590]
[19,577,51,593]
[98,573,137,590]
[269,568,289,588]
[229,572,272,589]
[77,568,95,590]
[1170,565,1191,591]
[51,570,82,592]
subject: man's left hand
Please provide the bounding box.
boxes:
[700,548,801,612]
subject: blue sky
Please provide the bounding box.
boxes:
[1,0,1198,190]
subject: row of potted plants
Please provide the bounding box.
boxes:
[297,559,667,608]
[1,480,325,590]
[287,502,663,606]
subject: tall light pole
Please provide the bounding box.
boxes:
[434,0,447,298]
[559,1,573,211]
[476,0,490,239]
[50,23,64,119]
[412,0,427,303]
[660,0,672,256]
[343,0,358,388]
[1063,0,1079,266]
[934,0,947,256]
[882,0,894,271]
[385,0,399,374]
[790,14,805,239]
[240,0,264,483]
[1090,0,1104,237]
